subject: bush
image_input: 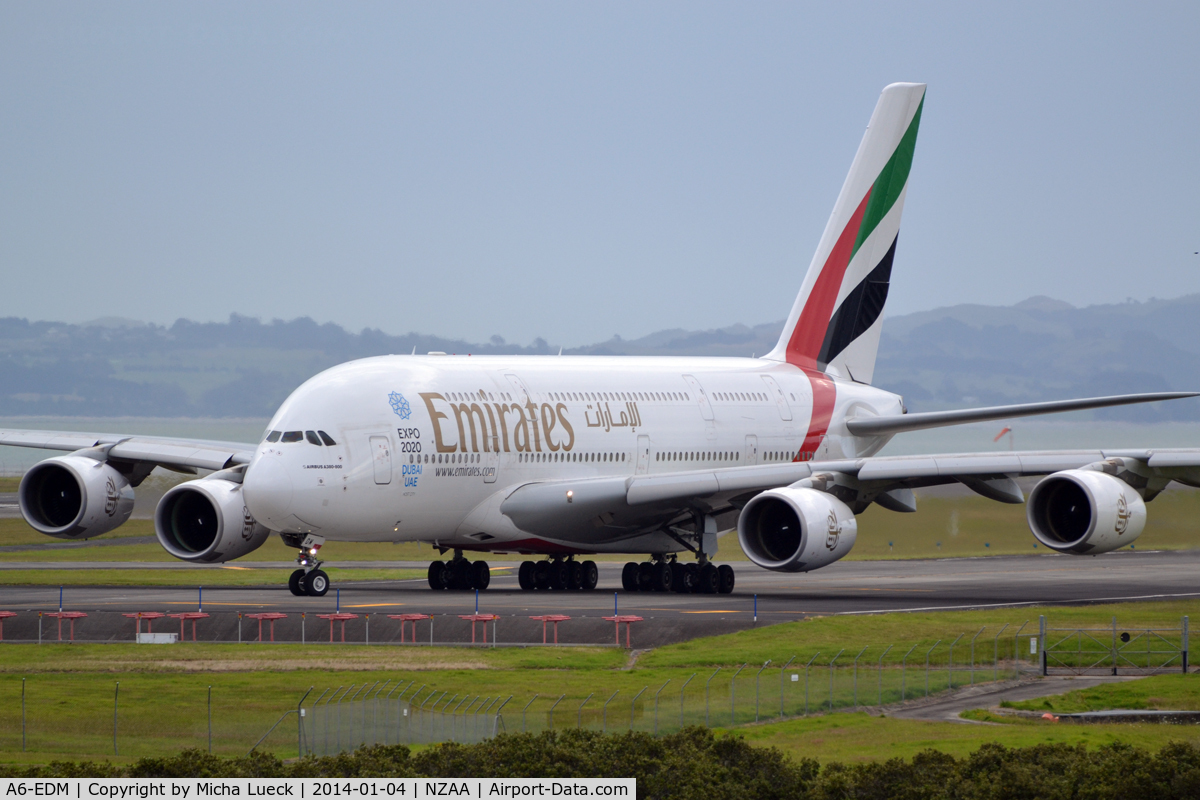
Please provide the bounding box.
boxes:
[3,729,1200,799]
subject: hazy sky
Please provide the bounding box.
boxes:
[2,3,1197,346]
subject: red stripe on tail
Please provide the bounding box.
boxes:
[784,189,872,369]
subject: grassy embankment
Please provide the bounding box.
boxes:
[1,600,1198,764]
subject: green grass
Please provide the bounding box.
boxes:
[1004,674,1200,713]
[0,568,425,587]
[735,710,1200,764]
[6,487,1199,569]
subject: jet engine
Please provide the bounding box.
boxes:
[1027,469,1145,555]
[19,456,135,540]
[155,478,270,563]
[737,487,857,572]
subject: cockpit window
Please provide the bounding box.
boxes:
[305,430,322,446]
[280,431,303,443]
[318,430,337,446]
[265,431,281,443]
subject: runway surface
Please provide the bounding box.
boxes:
[1,549,1197,647]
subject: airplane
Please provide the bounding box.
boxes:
[3,82,1197,599]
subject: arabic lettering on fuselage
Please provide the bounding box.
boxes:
[420,392,640,455]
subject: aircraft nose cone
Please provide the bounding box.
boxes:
[243,456,293,524]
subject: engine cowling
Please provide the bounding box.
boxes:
[1027,470,1145,555]
[18,456,135,540]
[737,487,857,572]
[155,478,270,563]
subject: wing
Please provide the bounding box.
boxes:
[499,448,1200,540]
[0,428,255,475]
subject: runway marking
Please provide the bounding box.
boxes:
[835,591,1200,616]
[343,603,406,608]
[221,566,253,570]
[681,610,740,614]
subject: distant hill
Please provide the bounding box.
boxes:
[2,294,1199,419]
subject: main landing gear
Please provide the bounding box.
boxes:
[516,557,599,592]
[621,556,734,594]
[283,533,330,597]
[428,551,492,591]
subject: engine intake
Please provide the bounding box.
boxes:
[1027,469,1145,555]
[737,487,857,572]
[19,456,134,540]
[155,478,270,563]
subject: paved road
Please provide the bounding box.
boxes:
[1,549,1197,647]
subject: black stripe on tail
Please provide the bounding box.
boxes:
[816,235,898,372]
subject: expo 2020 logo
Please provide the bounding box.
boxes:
[389,391,412,420]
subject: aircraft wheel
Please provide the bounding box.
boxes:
[669,562,685,593]
[518,561,536,591]
[697,564,719,594]
[534,560,552,590]
[451,559,473,591]
[637,561,655,591]
[717,564,735,594]
[683,563,700,594]
[550,560,570,591]
[306,569,330,597]
[621,562,639,592]
[567,561,584,590]
[288,569,305,596]
[472,560,491,590]
[651,561,673,592]
[581,560,599,591]
[427,561,446,591]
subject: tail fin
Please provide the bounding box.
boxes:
[765,82,925,384]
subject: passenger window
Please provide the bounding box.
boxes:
[318,431,337,446]
[266,431,281,443]
[305,431,321,446]
[281,431,303,443]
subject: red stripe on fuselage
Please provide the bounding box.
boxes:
[785,189,873,370]
[795,368,836,462]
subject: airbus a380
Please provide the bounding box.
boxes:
[4,83,1197,599]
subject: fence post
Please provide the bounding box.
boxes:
[778,657,795,719]
[969,627,985,685]
[828,650,844,712]
[21,677,26,752]
[924,640,941,697]
[947,634,964,690]
[676,673,695,728]
[851,647,867,710]
[729,665,747,726]
[1183,616,1190,674]
[704,669,720,726]
[522,694,539,734]
[992,624,1009,682]
[1012,620,1029,678]
[302,612,305,644]
[207,685,212,753]
[653,680,671,733]
[238,612,242,643]
[493,697,512,740]
[755,661,771,722]
[1113,617,1119,676]
[899,644,917,701]
[547,695,565,731]
[297,686,313,757]
[602,691,618,733]
[876,645,892,706]
[113,681,119,756]
[630,686,648,730]
[803,653,820,715]
[577,693,593,729]
[1039,615,1047,676]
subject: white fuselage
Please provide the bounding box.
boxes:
[241,354,903,555]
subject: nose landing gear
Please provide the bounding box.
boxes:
[283,533,329,597]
